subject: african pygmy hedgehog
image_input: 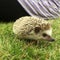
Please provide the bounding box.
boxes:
[13,16,55,42]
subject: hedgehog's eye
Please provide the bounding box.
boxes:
[42,33,47,37]
[34,27,41,34]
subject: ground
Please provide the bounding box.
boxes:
[0,18,60,60]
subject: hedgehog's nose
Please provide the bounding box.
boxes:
[50,38,55,42]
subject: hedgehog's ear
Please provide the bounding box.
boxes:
[34,27,41,34]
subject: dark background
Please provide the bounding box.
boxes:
[0,0,29,22]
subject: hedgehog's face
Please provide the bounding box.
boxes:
[34,26,55,42]
[41,28,55,42]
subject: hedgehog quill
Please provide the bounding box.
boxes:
[13,16,55,43]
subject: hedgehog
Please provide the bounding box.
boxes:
[13,16,55,42]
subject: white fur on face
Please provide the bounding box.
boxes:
[44,28,52,36]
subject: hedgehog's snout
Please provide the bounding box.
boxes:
[42,33,55,42]
[49,38,55,42]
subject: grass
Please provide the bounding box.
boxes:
[0,18,60,60]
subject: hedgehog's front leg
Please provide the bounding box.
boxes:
[34,26,41,45]
[37,40,40,45]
